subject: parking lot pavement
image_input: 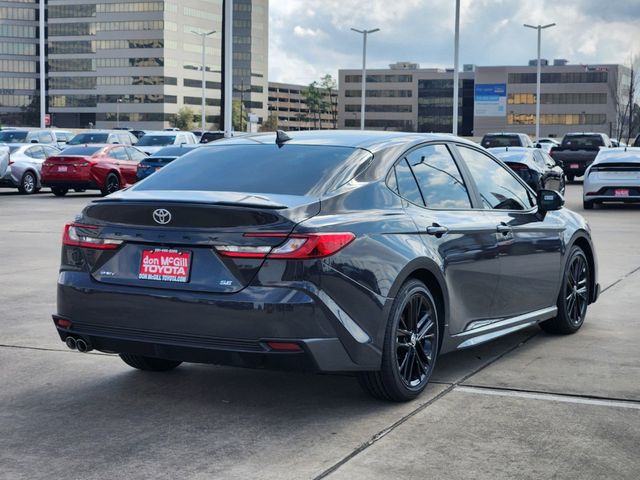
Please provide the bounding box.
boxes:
[1,184,639,479]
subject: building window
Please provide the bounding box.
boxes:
[0,59,36,73]
[50,95,97,108]
[49,59,95,72]
[345,89,413,98]
[344,74,413,83]
[48,23,96,36]
[49,77,97,90]
[0,24,36,38]
[0,7,36,21]
[508,71,609,84]
[345,104,412,113]
[507,92,607,104]
[0,42,36,56]
[507,113,607,125]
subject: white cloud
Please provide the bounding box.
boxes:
[268,0,640,85]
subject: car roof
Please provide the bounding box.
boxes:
[209,130,478,154]
[483,132,528,137]
[150,145,199,156]
[143,131,184,136]
[594,147,640,164]
[488,146,532,154]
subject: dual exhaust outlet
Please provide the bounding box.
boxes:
[65,336,92,353]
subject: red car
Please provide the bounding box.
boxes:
[42,144,148,196]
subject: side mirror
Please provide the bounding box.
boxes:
[535,143,542,149]
[31,139,39,143]
[111,141,119,144]
[537,189,564,213]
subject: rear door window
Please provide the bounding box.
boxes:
[391,159,425,206]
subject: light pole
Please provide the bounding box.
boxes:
[192,29,216,132]
[452,0,460,136]
[524,23,555,140]
[39,0,45,128]
[116,98,123,128]
[351,27,379,130]
[223,0,233,136]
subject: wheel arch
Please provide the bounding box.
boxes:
[387,258,449,352]
[569,231,597,304]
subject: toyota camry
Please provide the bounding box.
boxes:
[52,131,599,401]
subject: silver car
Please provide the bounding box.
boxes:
[583,147,640,209]
[0,143,61,194]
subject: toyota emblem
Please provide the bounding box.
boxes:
[152,208,172,225]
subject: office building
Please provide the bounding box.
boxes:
[3,0,268,129]
[0,1,41,126]
[268,81,337,130]
[338,61,630,138]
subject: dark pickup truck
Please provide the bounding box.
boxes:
[550,133,612,181]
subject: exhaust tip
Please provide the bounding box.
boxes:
[76,338,90,353]
[65,336,77,350]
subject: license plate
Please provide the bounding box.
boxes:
[614,189,629,197]
[570,163,579,169]
[58,165,68,172]
[139,249,192,283]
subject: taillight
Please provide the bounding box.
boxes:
[216,232,355,259]
[62,223,122,250]
[508,163,528,171]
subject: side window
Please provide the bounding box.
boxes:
[43,146,59,157]
[39,132,53,143]
[118,134,130,145]
[27,146,45,159]
[109,147,128,160]
[541,152,555,167]
[457,146,534,210]
[127,147,146,162]
[391,159,425,206]
[405,144,472,209]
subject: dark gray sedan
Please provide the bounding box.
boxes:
[489,146,565,195]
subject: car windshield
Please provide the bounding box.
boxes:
[0,131,28,143]
[59,146,103,156]
[133,144,371,197]
[137,135,176,146]
[562,135,604,149]
[482,135,521,148]
[143,156,176,163]
[67,133,109,145]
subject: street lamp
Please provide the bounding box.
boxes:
[452,0,460,136]
[524,23,556,140]
[192,29,216,132]
[351,27,380,130]
[116,98,123,128]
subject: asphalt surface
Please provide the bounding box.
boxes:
[1,185,639,480]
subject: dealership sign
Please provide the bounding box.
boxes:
[474,83,507,117]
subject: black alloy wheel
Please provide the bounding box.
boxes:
[19,171,37,194]
[102,173,121,196]
[119,354,182,372]
[358,279,439,401]
[540,246,590,334]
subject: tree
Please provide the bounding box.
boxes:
[303,81,328,129]
[260,113,278,132]
[232,98,246,131]
[169,106,194,130]
[319,74,338,129]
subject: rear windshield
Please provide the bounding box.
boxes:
[482,135,521,148]
[59,146,102,156]
[137,135,175,146]
[8,145,21,153]
[151,146,195,157]
[133,144,371,197]
[562,135,604,149]
[492,151,530,163]
[201,132,225,143]
[67,133,109,145]
[0,131,28,143]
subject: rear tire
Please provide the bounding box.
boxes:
[583,200,594,210]
[358,279,439,402]
[51,186,68,197]
[566,174,575,183]
[119,354,182,372]
[540,246,590,335]
[18,171,37,194]
[101,173,121,196]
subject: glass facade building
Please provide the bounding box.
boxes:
[0,0,40,126]
[1,0,268,129]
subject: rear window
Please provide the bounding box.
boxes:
[0,131,28,143]
[133,144,371,196]
[482,135,522,148]
[59,146,102,156]
[201,132,225,143]
[138,135,175,146]
[151,146,195,157]
[492,151,530,163]
[561,135,604,149]
[67,133,109,145]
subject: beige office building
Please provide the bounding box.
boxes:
[268,81,337,130]
[338,61,630,139]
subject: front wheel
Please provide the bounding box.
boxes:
[358,279,439,402]
[51,186,68,197]
[18,171,37,194]
[119,354,182,372]
[540,246,590,334]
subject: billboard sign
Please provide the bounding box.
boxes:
[474,83,507,117]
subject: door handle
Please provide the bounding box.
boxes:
[496,223,513,235]
[426,223,449,237]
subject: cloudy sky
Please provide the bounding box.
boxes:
[268,0,640,85]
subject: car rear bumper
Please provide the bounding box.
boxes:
[583,178,640,203]
[54,271,380,372]
[42,180,99,190]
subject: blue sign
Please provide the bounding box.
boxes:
[474,83,507,117]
